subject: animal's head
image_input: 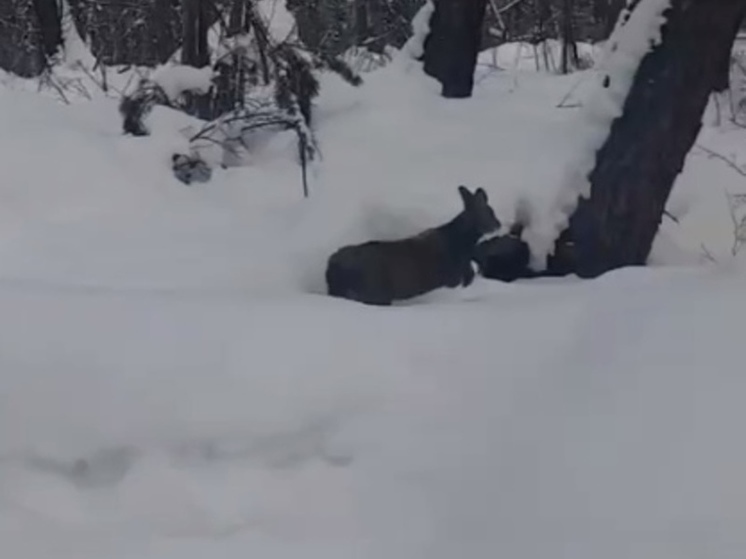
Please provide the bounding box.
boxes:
[458,186,501,236]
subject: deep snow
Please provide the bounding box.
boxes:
[2,29,746,559]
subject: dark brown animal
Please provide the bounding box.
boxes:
[326,186,501,305]
[473,197,532,282]
[473,197,578,281]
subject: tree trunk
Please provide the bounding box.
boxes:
[32,0,62,60]
[712,11,744,93]
[355,0,370,47]
[560,0,578,74]
[181,0,211,119]
[551,0,746,279]
[422,0,488,98]
[594,0,626,40]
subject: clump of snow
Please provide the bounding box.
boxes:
[400,0,435,61]
[258,0,298,42]
[150,65,216,103]
[523,0,672,267]
[212,33,255,61]
[58,0,97,70]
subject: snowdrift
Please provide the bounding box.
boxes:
[2,40,746,559]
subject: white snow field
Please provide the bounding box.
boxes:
[3,38,746,559]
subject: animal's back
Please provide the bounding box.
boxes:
[326,239,444,304]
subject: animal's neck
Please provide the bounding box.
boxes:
[441,212,481,251]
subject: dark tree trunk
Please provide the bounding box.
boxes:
[605,0,626,37]
[712,11,744,93]
[32,0,62,60]
[560,0,579,74]
[712,48,732,94]
[152,0,179,65]
[181,0,211,119]
[551,0,746,279]
[355,0,370,46]
[594,0,626,40]
[422,0,488,98]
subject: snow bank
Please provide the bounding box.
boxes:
[3,267,746,559]
[150,65,216,102]
[0,53,590,295]
[3,29,746,558]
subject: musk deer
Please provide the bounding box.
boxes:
[326,186,501,305]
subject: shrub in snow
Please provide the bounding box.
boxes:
[325,186,501,306]
[119,1,361,196]
[187,98,318,196]
[118,79,174,136]
[721,49,746,125]
[725,191,746,256]
[119,64,217,136]
[189,41,360,196]
[341,46,396,74]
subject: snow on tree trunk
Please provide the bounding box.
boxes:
[401,0,434,60]
[550,0,746,278]
[422,0,488,98]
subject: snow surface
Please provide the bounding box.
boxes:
[3,33,746,559]
[150,65,216,102]
[401,0,434,60]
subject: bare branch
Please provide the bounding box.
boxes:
[695,144,746,177]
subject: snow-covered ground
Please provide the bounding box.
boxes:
[3,35,746,558]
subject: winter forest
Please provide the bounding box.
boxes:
[2,0,746,557]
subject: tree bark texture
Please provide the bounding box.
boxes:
[552,0,746,279]
[181,0,211,119]
[181,0,209,68]
[31,0,62,60]
[560,0,579,73]
[422,0,488,98]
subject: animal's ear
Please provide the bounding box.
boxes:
[458,185,472,206]
[474,187,488,204]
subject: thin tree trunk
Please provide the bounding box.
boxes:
[422,0,488,98]
[552,0,746,278]
[355,0,370,46]
[181,0,211,119]
[560,0,578,74]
